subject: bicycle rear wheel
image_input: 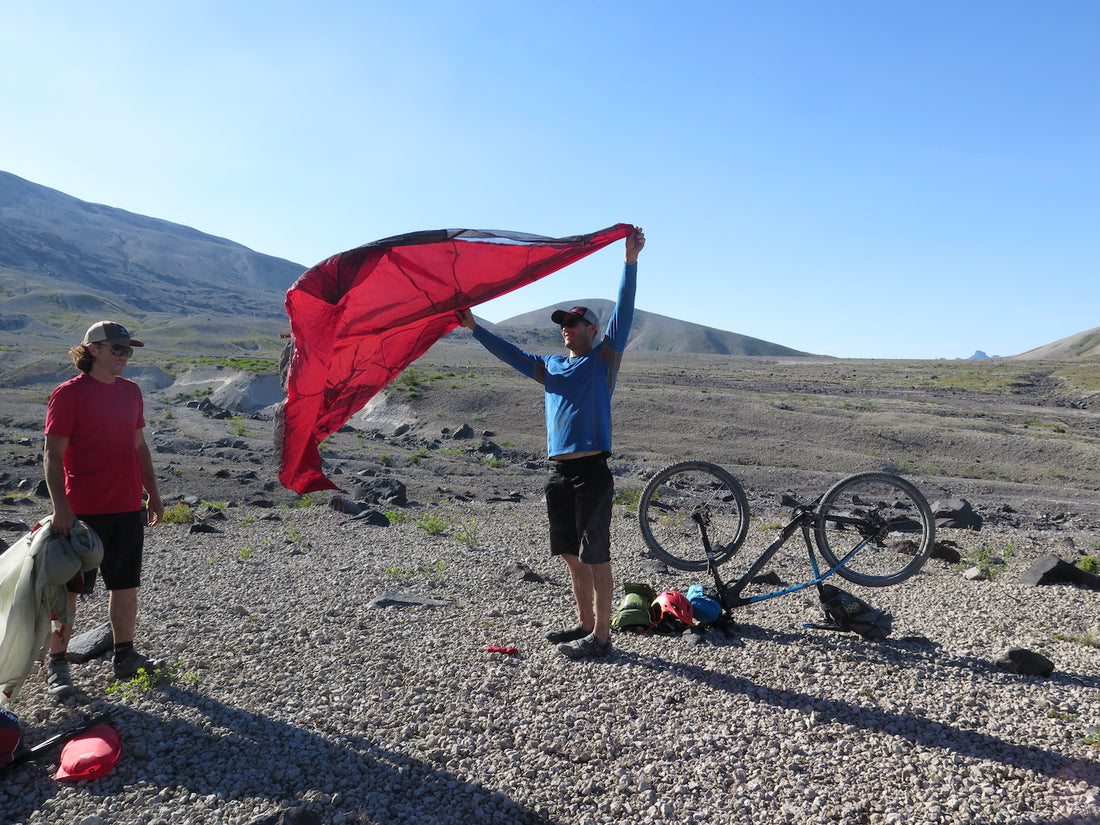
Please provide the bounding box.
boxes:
[638,461,750,572]
[814,472,934,587]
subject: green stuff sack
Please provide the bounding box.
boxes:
[612,582,656,630]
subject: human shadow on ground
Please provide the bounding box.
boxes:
[610,628,1100,790]
[1,684,555,825]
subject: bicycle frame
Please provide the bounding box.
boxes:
[692,504,874,611]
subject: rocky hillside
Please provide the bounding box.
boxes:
[0,170,303,349]
[1013,327,1100,361]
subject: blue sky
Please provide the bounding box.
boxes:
[2,1,1096,358]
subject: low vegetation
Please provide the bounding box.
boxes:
[954,543,1016,580]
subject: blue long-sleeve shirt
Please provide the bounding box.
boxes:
[472,263,637,458]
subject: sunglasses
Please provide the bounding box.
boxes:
[560,318,587,329]
[97,343,134,357]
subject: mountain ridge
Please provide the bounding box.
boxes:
[480,298,817,357]
[1,169,1095,361]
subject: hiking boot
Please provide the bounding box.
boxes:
[558,633,612,660]
[46,660,76,700]
[113,649,164,681]
[545,625,591,645]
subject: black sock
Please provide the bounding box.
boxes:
[50,651,67,665]
[114,642,134,658]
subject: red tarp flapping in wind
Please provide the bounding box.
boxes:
[277,224,633,494]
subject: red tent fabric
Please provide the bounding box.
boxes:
[278,224,633,494]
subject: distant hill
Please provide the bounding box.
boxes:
[0,170,303,349]
[485,299,816,357]
[4,169,1093,363]
[1011,327,1100,361]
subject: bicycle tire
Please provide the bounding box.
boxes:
[813,472,935,587]
[638,461,750,572]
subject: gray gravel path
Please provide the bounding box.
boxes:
[2,489,1099,825]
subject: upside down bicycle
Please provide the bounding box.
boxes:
[636,462,936,616]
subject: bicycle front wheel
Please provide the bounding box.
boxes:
[638,461,750,572]
[814,472,935,587]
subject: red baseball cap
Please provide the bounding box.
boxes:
[55,723,121,781]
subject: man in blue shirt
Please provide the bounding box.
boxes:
[456,227,645,659]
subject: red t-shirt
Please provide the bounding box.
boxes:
[44,373,147,515]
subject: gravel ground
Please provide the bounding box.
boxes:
[2,479,1099,825]
[2,349,1100,824]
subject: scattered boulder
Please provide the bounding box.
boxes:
[994,647,1054,677]
[449,424,476,439]
[1019,555,1100,589]
[357,478,407,506]
[501,561,547,583]
[66,622,113,663]
[931,498,982,530]
[929,540,962,564]
[189,398,233,419]
[478,436,502,457]
[329,497,389,525]
[351,509,390,526]
[189,523,221,534]
[329,496,366,516]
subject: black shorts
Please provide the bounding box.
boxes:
[545,454,614,565]
[68,510,145,594]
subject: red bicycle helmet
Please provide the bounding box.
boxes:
[652,590,694,627]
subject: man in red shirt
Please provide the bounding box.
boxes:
[43,321,164,699]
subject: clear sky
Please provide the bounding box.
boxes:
[2,1,1096,359]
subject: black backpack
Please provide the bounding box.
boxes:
[811,584,892,640]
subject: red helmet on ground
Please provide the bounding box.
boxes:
[652,590,694,627]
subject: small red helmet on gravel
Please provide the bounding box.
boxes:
[652,590,694,627]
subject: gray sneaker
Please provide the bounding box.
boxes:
[113,649,164,680]
[46,660,76,700]
[558,633,612,660]
[545,624,591,644]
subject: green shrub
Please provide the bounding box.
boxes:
[955,543,1015,580]
[1079,555,1100,574]
[614,488,641,508]
[454,518,478,548]
[162,503,193,524]
[415,513,447,535]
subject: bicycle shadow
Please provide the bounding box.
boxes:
[2,684,555,825]
[648,618,1100,690]
[611,634,1100,789]
[726,620,1100,690]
